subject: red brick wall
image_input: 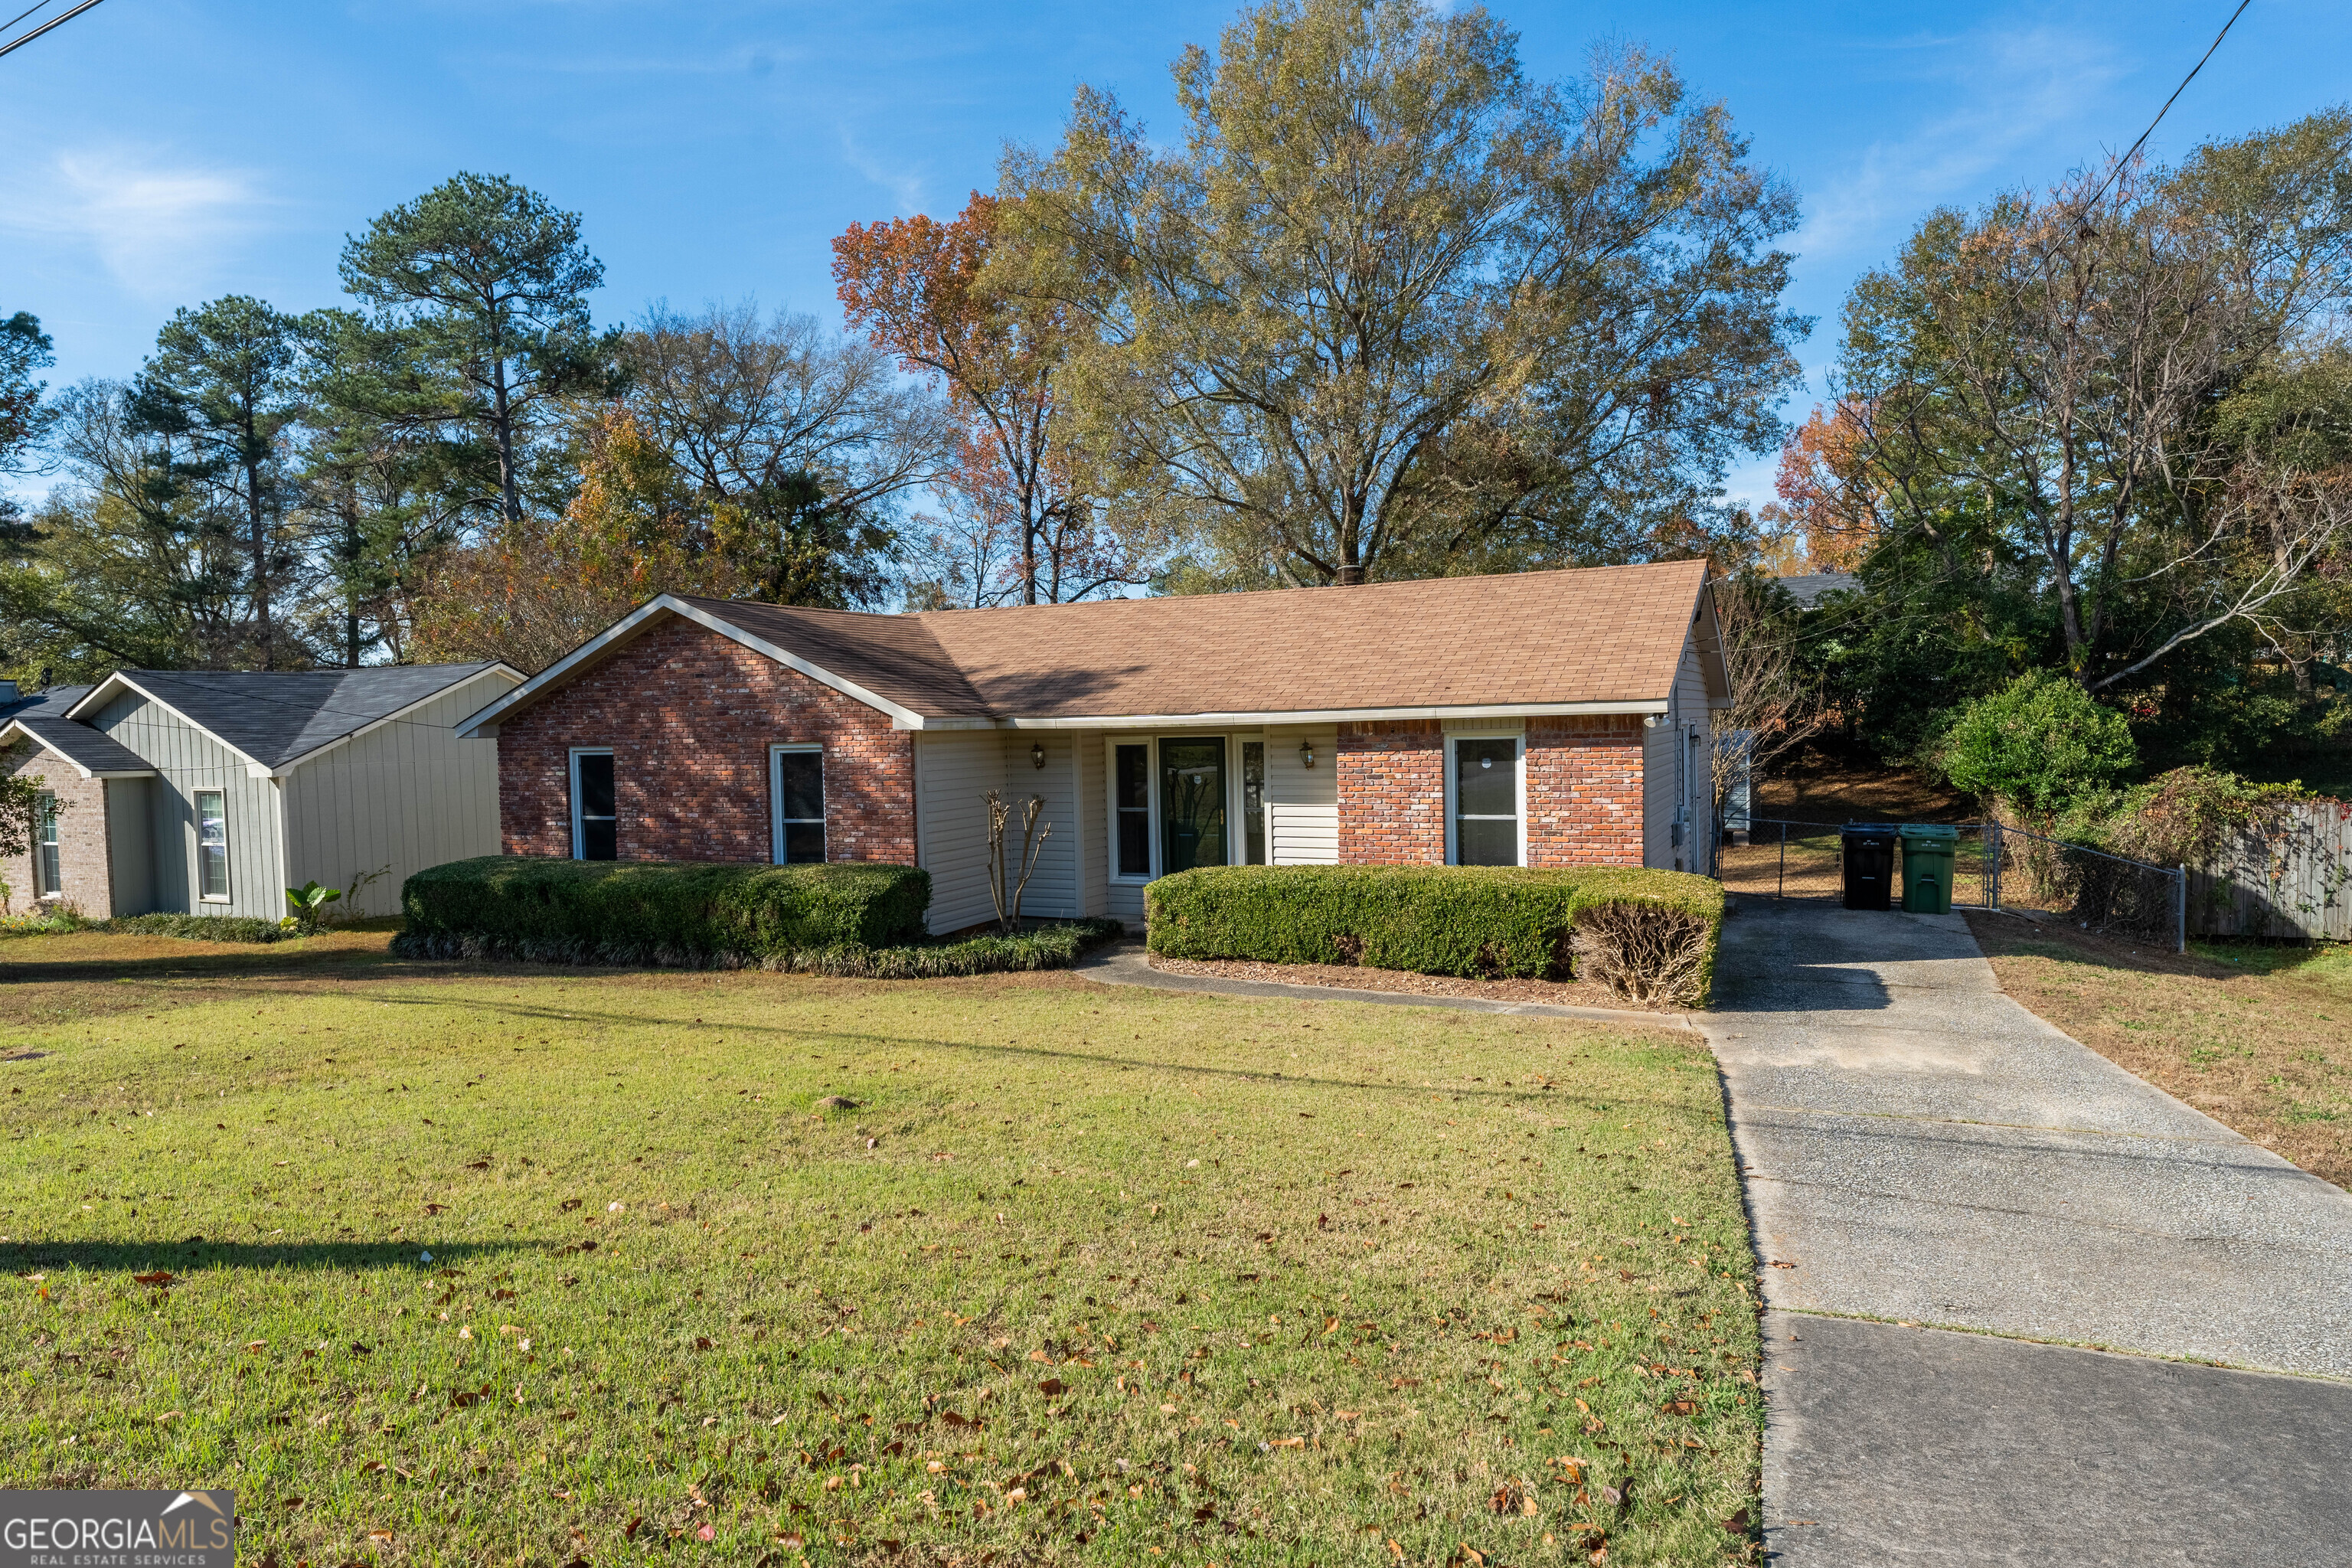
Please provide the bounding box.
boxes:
[1336,717,1647,868]
[496,619,915,864]
[2,743,114,916]
[1337,720,1446,864]
[1525,716,1645,867]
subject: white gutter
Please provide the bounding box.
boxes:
[944,700,1670,731]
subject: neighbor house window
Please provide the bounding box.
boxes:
[570,749,616,861]
[33,792,60,897]
[1449,736,1522,867]
[1241,741,1266,865]
[772,746,826,864]
[1114,743,1150,877]
[195,789,230,900]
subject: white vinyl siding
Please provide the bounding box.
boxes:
[1001,733,1082,921]
[279,673,516,917]
[1263,724,1337,865]
[913,730,1009,935]
[1076,734,1109,916]
[91,689,285,920]
[1642,632,1715,874]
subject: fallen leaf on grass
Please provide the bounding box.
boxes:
[624,1517,643,1541]
[1723,1507,1752,1534]
[131,1271,174,1288]
[1036,1379,1065,1396]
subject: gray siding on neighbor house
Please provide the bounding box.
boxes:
[914,729,1008,935]
[93,690,284,920]
[279,673,513,918]
[104,776,155,916]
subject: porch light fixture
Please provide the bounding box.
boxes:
[1030,742,1047,769]
[1298,739,1317,769]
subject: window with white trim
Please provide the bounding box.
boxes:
[33,792,60,897]
[1112,743,1150,878]
[771,745,826,864]
[1448,735,1523,867]
[570,749,616,861]
[195,789,231,900]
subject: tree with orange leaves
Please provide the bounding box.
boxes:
[832,194,1161,606]
[1759,406,1879,573]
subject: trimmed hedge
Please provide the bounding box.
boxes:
[397,857,930,962]
[1145,864,1723,1005]
[390,856,1122,977]
[93,913,286,942]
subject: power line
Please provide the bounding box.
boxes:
[0,2,59,36]
[2079,0,2253,211]
[0,0,109,60]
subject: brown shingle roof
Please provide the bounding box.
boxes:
[691,560,1709,721]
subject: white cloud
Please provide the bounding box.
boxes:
[1794,25,2126,264]
[837,129,926,216]
[0,148,272,305]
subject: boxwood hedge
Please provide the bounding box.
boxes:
[394,856,930,965]
[1144,864,1723,1003]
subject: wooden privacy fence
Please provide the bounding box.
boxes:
[2188,800,2352,941]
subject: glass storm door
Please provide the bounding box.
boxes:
[1159,739,1227,874]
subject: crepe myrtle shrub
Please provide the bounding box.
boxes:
[1938,670,2138,816]
[1145,864,1723,1005]
[394,856,932,965]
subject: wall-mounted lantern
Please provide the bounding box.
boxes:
[1298,739,1317,769]
[1030,742,1047,770]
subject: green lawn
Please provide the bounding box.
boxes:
[0,933,1762,1566]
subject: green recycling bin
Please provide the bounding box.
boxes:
[1899,824,1958,914]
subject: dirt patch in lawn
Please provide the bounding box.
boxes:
[1147,952,1680,1014]
[1966,910,2352,1190]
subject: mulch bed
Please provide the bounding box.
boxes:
[1145,952,1679,1014]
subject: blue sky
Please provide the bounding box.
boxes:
[5,0,2347,511]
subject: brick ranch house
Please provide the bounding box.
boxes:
[456,560,1729,934]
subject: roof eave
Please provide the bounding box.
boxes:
[0,720,157,780]
[964,700,1673,730]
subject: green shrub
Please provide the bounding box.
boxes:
[92,913,286,942]
[397,857,930,962]
[1939,671,2138,814]
[1144,864,1723,1005]
[776,920,1126,978]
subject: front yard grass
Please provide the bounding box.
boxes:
[0,935,1762,1566]
[1967,912,2352,1189]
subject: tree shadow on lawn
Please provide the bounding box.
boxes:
[5,1238,537,1275]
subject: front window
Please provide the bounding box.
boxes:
[34,792,60,896]
[1451,737,1521,867]
[1114,743,1150,877]
[570,750,616,861]
[772,746,826,864]
[195,789,230,900]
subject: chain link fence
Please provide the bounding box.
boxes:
[1719,817,2185,949]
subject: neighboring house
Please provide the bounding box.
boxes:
[457,561,1729,935]
[1777,570,1858,608]
[0,664,521,922]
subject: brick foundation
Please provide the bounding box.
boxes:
[2,743,114,916]
[1336,717,1647,868]
[496,620,915,864]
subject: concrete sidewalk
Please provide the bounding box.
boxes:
[1708,900,2352,1564]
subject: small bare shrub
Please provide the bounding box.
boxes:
[1572,901,1713,1007]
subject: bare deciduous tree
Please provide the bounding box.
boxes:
[1707,576,1830,834]
[984,790,1053,933]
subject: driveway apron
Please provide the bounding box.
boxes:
[1706,900,2352,1564]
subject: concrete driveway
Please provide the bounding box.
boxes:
[1707,900,2352,1564]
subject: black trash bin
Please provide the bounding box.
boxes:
[1841,823,1899,911]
